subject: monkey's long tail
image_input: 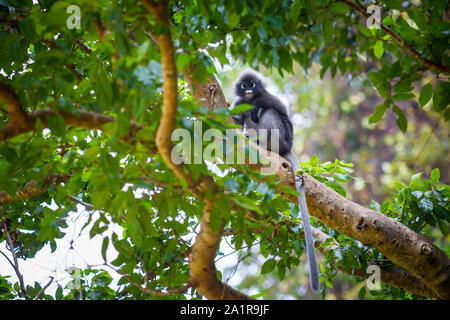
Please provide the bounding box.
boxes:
[285,153,320,293]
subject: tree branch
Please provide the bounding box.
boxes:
[0,107,142,141]
[1,211,28,298]
[0,174,71,206]
[339,0,450,74]
[67,194,94,211]
[183,65,228,111]
[243,208,439,298]
[143,2,248,299]
[189,199,253,300]
[142,0,196,190]
[34,276,54,300]
[310,226,439,298]
[297,173,450,299]
[0,82,28,125]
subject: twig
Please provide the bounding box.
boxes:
[0,249,15,269]
[34,277,54,300]
[67,195,94,211]
[339,0,450,74]
[415,120,439,161]
[104,263,189,296]
[1,212,28,298]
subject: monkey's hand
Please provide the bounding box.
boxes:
[252,98,269,110]
[232,113,244,125]
[250,107,260,123]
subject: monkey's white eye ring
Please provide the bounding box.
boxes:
[241,83,245,89]
[251,82,256,88]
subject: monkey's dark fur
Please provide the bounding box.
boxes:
[232,73,294,156]
[233,72,320,293]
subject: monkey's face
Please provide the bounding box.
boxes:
[235,77,263,101]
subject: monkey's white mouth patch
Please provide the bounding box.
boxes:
[245,90,253,96]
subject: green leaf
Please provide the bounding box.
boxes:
[419,83,432,108]
[409,7,426,29]
[392,105,407,133]
[393,81,414,93]
[330,2,349,15]
[256,183,269,195]
[323,20,333,42]
[261,258,277,274]
[419,198,433,213]
[55,286,63,299]
[438,221,448,236]
[373,41,384,59]
[393,93,415,101]
[432,81,450,113]
[228,11,240,28]
[368,103,389,124]
[47,113,66,136]
[325,182,346,197]
[18,17,39,43]
[356,24,373,37]
[257,24,268,40]
[383,0,403,10]
[430,168,440,185]
[290,0,303,21]
[370,199,381,212]
[101,237,109,262]
[410,172,422,186]
[368,72,391,98]
[277,261,286,281]
[230,103,253,114]
[224,179,240,193]
[310,154,319,166]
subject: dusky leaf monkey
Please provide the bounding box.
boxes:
[232,72,320,293]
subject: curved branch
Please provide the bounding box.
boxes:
[189,199,253,300]
[143,2,248,299]
[143,0,195,189]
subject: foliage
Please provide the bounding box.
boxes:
[0,0,448,300]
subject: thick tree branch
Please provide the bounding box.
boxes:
[297,174,449,299]
[243,208,439,298]
[183,66,228,111]
[0,107,142,141]
[143,0,196,189]
[143,1,248,299]
[310,226,439,298]
[339,0,450,74]
[0,82,27,125]
[189,199,253,300]
[242,135,450,299]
